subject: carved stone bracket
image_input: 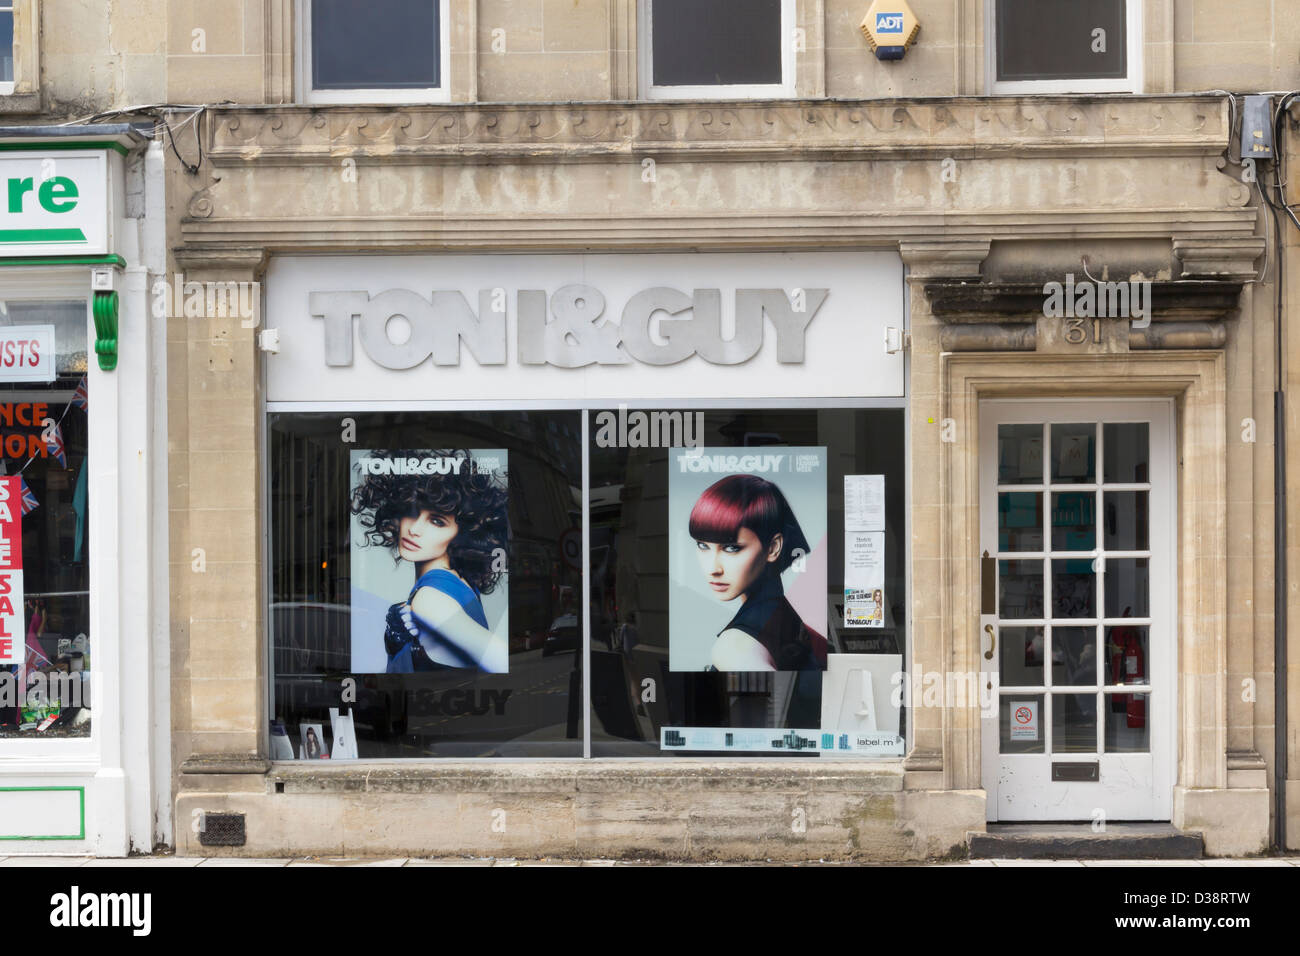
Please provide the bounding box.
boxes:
[1173,235,1266,281]
[900,239,991,280]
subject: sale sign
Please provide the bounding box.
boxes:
[0,476,24,664]
[0,325,55,383]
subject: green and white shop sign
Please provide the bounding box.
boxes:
[0,150,109,257]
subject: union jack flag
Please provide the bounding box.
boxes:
[19,477,37,515]
[45,422,66,468]
[24,641,50,673]
[71,376,88,412]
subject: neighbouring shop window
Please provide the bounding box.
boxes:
[304,0,445,102]
[0,300,91,739]
[269,411,583,758]
[993,0,1134,91]
[643,0,792,96]
[589,408,906,757]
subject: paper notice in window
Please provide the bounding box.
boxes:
[844,475,885,532]
[844,531,884,628]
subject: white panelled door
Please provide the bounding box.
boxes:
[979,400,1175,821]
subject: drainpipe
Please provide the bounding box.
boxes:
[1273,93,1293,852]
[1276,389,1287,851]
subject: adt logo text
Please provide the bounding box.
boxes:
[876,12,904,33]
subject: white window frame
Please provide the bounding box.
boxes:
[297,0,451,105]
[986,0,1143,95]
[639,0,796,101]
[0,0,16,96]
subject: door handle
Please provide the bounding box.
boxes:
[984,623,996,661]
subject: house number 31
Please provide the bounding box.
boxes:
[1064,317,1102,345]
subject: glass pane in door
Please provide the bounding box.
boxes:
[998,424,1044,483]
[1052,626,1096,686]
[1103,491,1148,549]
[1051,491,1095,550]
[1001,695,1045,754]
[1105,558,1149,617]
[999,492,1043,550]
[1103,422,1148,482]
[1104,625,1149,686]
[1000,627,1044,685]
[1051,423,1095,483]
[1105,691,1150,752]
[999,560,1044,619]
[1051,559,1095,618]
[1052,693,1097,753]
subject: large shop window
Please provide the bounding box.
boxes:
[269,406,906,760]
[0,300,91,739]
[271,410,585,758]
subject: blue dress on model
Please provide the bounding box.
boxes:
[384,568,489,672]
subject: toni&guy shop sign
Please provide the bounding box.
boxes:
[265,252,905,402]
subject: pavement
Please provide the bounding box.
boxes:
[2,855,1299,867]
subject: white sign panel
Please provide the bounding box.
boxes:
[0,152,109,256]
[0,325,55,382]
[845,474,885,532]
[265,252,906,403]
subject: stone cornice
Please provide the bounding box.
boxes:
[204,95,1230,166]
[178,208,1257,255]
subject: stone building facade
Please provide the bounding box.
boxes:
[2,0,1298,858]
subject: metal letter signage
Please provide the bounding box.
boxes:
[310,285,830,370]
[267,252,906,403]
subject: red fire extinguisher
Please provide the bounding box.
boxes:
[1110,611,1146,729]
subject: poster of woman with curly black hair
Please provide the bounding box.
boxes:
[349,449,509,674]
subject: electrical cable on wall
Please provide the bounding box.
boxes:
[58,102,225,176]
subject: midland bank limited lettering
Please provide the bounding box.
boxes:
[309,285,828,369]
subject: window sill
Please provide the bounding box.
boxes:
[0,91,43,115]
[301,89,452,106]
[644,85,796,101]
[266,758,907,795]
[989,81,1140,96]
